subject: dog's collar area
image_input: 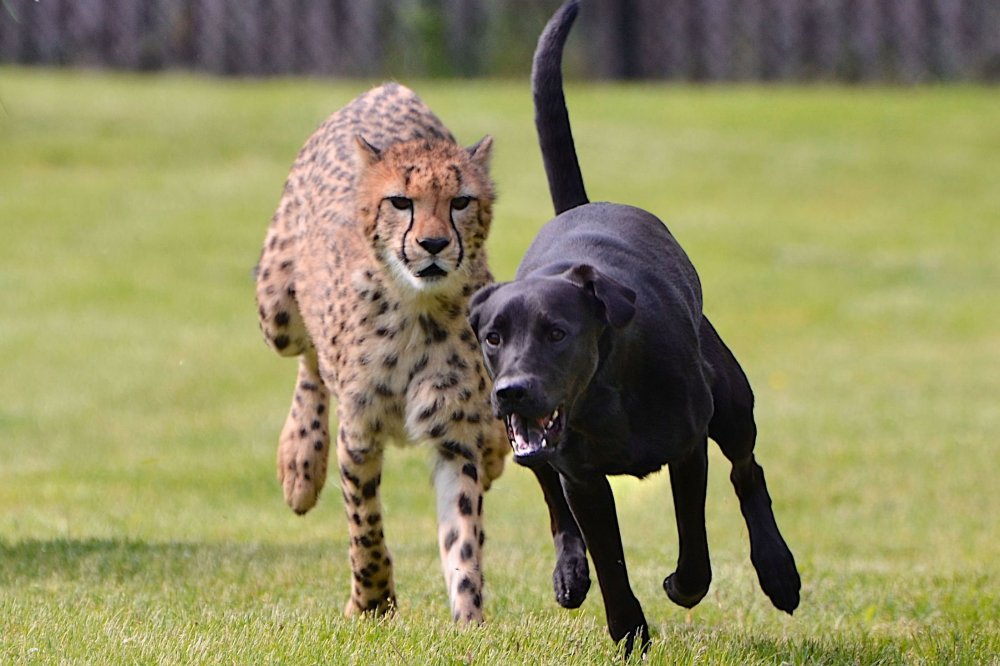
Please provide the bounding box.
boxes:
[505,408,564,463]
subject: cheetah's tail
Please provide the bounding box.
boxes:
[532,0,588,216]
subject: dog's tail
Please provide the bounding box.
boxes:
[532,0,588,215]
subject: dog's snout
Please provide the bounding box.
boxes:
[493,375,551,419]
[495,380,527,405]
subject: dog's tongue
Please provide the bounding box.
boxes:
[510,413,545,457]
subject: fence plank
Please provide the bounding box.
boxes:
[889,0,928,82]
[630,0,670,78]
[106,0,143,69]
[194,0,226,74]
[229,0,262,75]
[807,0,844,79]
[761,0,801,80]
[589,0,635,79]
[29,0,63,64]
[979,0,1000,80]
[0,0,26,62]
[730,0,762,81]
[983,0,1000,80]
[301,0,335,75]
[659,0,695,79]
[341,0,382,77]
[701,0,731,80]
[164,0,193,69]
[931,0,964,79]
[261,0,297,75]
[65,0,109,67]
[844,0,882,81]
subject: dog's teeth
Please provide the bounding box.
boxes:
[553,409,559,420]
[541,438,547,448]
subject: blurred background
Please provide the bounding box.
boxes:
[2,0,1000,82]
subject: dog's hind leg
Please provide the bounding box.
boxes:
[532,465,591,608]
[663,438,713,608]
[702,318,801,613]
[726,451,801,613]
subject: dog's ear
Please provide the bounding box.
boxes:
[468,282,502,337]
[563,264,636,328]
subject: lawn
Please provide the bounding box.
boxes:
[1,67,998,664]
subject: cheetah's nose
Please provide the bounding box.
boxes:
[417,236,450,255]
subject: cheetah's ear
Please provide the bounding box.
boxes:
[355,135,382,168]
[466,135,493,169]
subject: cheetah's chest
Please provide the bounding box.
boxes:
[329,277,472,445]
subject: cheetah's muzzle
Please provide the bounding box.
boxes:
[415,263,448,279]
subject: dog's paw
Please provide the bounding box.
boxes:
[608,604,650,660]
[663,572,709,609]
[620,621,651,660]
[752,543,801,614]
[553,551,591,609]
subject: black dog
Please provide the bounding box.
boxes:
[469,0,801,656]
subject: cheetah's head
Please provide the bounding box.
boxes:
[356,135,494,295]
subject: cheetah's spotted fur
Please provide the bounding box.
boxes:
[255,83,508,622]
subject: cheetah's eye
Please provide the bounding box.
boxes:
[484,332,501,347]
[388,196,412,210]
[451,196,472,211]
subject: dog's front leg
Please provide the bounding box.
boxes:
[663,438,712,608]
[560,471,649,657]
[532,464,591,608]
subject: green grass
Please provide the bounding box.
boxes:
[1,67,998,664]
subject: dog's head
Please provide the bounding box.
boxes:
[468,264,636,465]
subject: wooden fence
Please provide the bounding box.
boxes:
[1,0,998,82]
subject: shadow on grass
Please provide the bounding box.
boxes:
[0,538,330,584]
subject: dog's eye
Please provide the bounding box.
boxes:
[388,196,412,210]
[484,332,501,347]
[549,328,566,342]
[451,196,472,211]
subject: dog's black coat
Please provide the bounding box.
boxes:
[469,0,801,656]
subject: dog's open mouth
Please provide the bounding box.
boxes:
[505,407,564,462]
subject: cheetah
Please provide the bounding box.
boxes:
[255,83,508,622]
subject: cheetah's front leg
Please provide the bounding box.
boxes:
[433,443,487,623]
[411,349,502,623]
[277,352,331,514]
[337,414,396,616]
